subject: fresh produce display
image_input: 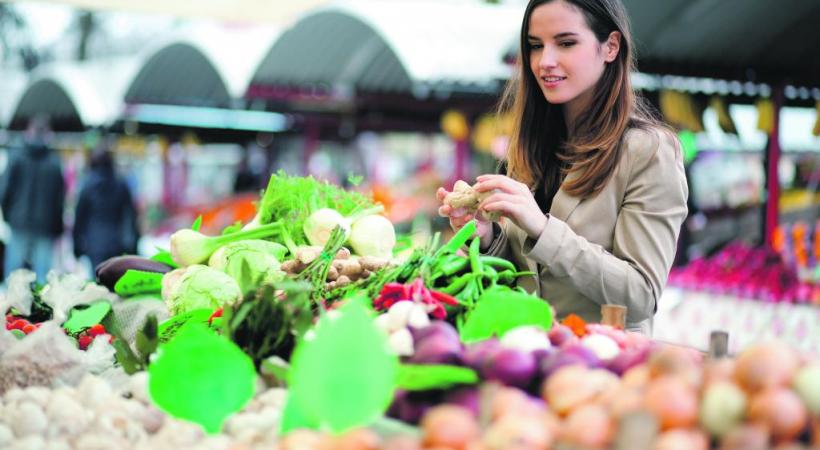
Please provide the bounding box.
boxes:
[1,172,818,450]
[668,241,818,304]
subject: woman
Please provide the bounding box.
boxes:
[437,0,688,334]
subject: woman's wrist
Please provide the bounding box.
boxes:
[525,214,549,240]
[479,222,499,250]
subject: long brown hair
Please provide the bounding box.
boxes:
[500,0,667,200]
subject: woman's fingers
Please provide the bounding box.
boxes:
[474,175,529,195]
[438,204,451,217]
[436,187,450,202]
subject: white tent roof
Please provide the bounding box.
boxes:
[124,22,279,106]
[250,0,521,96]
[9,57,139,128]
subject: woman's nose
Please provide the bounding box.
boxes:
[539,48,558,69]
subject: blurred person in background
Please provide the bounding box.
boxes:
[73,148,140,271]
[437,0,688,334]
[0,115,65,283]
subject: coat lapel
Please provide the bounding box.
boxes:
[549,168,583,222]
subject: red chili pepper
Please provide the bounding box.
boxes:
[88,324,106,337]
[429,290,459,306]
[374,282,410,311]
[208,308,224,325]
[428,304,447,320]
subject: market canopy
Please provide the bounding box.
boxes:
[623,0,819,87]
[247,0,520,100]
[125,24,278,108]
[8,58,137,130]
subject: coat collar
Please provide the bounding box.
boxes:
[549,168,583,222]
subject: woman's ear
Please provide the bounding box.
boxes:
[604,31,621,62]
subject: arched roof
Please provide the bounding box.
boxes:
[8,58,138,129]
[248,0,521,98]
[125,24,278,107]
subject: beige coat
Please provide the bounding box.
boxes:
[484,127,689,334]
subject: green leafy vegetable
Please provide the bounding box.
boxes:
[148,324,256,434]
[252,171,378,247]
[397,364,479,391]
[459,285,553,343]
[161,265,242,315]
[282,301,398,433]
[62,302,112,334]
[114,270,164,296]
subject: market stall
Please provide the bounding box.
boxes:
[1,173,818,450]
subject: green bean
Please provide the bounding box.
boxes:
[439,273,475,295]
[437,255,469,277]
[479,256,517,272]
[469,237,483,275]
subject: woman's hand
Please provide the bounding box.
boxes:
[436,187,494,248]
[474,174,548,240]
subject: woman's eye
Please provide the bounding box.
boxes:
[529,43,543,50]
[559,41,576,48]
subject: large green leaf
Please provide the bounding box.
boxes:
[151,249,178,268]
[148,324,255,434]
[397,364,478,391]
[114,270,164,296]
[157,308,215,343]
[62,302,112,334]
[283,301,399,433]
[459,285,553,344]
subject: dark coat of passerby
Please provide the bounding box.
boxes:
[1,116,65,282]
[72,150,140,270]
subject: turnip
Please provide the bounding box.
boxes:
[463,339,502,372]
[408,332,463,365]
[482,348,537,388]
[409,321,460,345]
[443,387,480,418]
[605,345,650,376]
[580,334,620,361]
[500,326,551,353]
[547,324,577,347]
[540,344,601,378]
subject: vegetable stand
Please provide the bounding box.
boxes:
[1,173,818,450]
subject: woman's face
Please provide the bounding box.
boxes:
[527,0,618,120]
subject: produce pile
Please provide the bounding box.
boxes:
[1,172,819,450]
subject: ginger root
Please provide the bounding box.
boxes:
[443,179,500,222]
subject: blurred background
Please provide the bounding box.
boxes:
[0,0,818,348]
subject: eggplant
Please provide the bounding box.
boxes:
[95,255,175,290]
